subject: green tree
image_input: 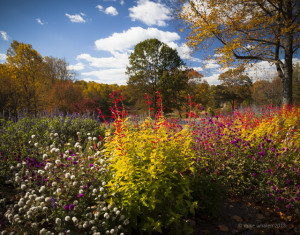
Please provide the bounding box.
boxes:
[178,0,299,105]
[126,38,186,114]
[218,66,252,110]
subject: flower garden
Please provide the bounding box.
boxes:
[0,92,299,234]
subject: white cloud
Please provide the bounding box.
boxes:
[202,73,220,85]
[36,18,45,25]
[95,26,180,53]
[129,0,172,26]
[77,52,129,69]
[0,31,9,41]
[193,67,203,72]
[120,0,125,5]
[204,59,220,69]
[177,43,201,62]
[245,61,277,81]
[96,5,104,11]
[82,68,127,85]
[0,52,7,61]
[67,62,85,71]
[65,13,86,23]
[105,6,118,16]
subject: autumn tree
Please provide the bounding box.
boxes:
[126,38,186,114]
[217,66,252,110]
[252,78,283,106]
[178,0,299,105]
[5,40,46,115]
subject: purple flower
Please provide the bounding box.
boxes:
[252,173,256,177]
[286,205,291,208]
[64,205,69,211]
[78,193,83,198]
[286,179,291,184]
[69,204,75,210]
[269,193,272,197]
[89,163,93,167]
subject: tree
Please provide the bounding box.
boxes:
[178,0,299,105]
[126,38,186,114]
[218,66,252,110]
[293,62,300,105]
[252,78,283,106]
[6,40,46,115]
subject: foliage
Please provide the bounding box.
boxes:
[102,92,197,233]
[126,38,188,114]
[218,66,252,110]
[177,0,300,105]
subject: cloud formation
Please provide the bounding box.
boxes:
[65,13,86,23]
[129,0,172,26]
[0,31,8,41]
[36,18,44,25]
[95,26,180,53]
[105,6,118,16]
[67,62,85,71]
[0,52,7,61]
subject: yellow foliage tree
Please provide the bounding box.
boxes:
[178,0,299,105]
[6,40,46,115]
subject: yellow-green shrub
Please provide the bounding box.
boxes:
[103,116,197,233]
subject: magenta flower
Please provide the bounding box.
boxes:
[64,205,69,211]
[78,193,83,198]
[69,204,75,210]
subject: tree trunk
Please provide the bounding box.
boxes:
[281,0,294,105]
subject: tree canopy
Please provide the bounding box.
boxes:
[178,0,300,105]
[126,38,188,114]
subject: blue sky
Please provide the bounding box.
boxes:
[0,0,292,85]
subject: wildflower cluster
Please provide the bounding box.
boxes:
[0,130,127,234]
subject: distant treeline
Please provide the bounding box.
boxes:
[0,41,299,119]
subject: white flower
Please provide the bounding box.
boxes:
[77,132,81,136]
[55,160,61,165]
[88,137,92,141]
[55,218,61,224]
[34,143,38,147]
[87,133,91,136]
[110,229,114,234]
[43,154,48,160]
[65,216,71,221]
[65,173,70,179]
[31,135,36,139]
[39,228,47,235]
[56,188,62,194]
[43,207,48,212]
[93,137,97,141]
[31,222,37,228]
[70,175,75,180]
[99,187,104,192]
[21,184,26,190]
[52,182,57,187]
[83,222,88,228]
[54,133,58,137]
[103,213,109,219]
[72,217,78,223]
[39,186,46,193]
